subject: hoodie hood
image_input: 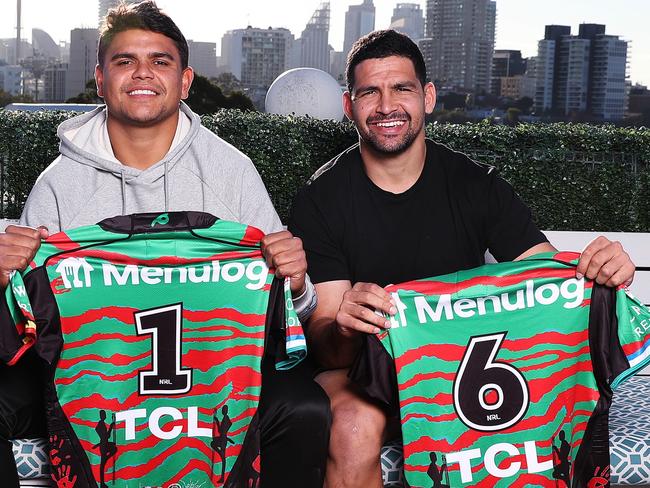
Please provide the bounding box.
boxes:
[57,101,201,213]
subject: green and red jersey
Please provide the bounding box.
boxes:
[354,252,650,488]
[2,211,306,487]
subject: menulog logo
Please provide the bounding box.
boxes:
[53,257,269,290]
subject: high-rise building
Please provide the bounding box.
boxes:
[534,24,628,120]
[66,28,98,100]
[330,50,346,84]
[0,38,32,64]
[343,0,375,55]
[389,3,425,42]
[417,38,436,83]
[221,27,295,89]
[187,40,217,78]
[424,0,496,93]
[534,26,570,112]
[44,62,68,101]
[300,2,330,72]
[490,50,525,96]
[589,34,628,120]
[98,0,139,25]
[0,65,23,95]
[554,36,590,115]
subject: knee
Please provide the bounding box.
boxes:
[329,395,387,457]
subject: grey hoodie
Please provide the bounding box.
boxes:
[20,102,283,234]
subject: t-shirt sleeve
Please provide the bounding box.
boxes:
[610,287,650,388]
[289,187,350,284]
[485,172,548,262]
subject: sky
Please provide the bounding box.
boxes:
[1,0,648,86]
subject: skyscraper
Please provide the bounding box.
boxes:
[534,25,570,112]
[300,2,330,72]
[221,27,294,89]
[65,28,98,100]
[424,0,496,93]
[389,3,425,42]
[343,0,375,55]
[44,63,67,102]
[534,24,628,120]
[187,40,217,78]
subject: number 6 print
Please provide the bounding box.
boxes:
[135,303,192,395]
[453,333,529,432]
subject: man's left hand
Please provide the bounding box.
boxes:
[261,230,307,296]
[576,236,635,287]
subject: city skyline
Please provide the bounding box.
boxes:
[0,0,649,86]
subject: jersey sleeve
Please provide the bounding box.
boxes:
[485,172,548,261]
[278,277,307,369]
[265,277,307,370]
[0,270,37,365]
[610,287,650,388]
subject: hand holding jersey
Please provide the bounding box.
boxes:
[575,236,635,287]
[261,230,308,296]
[0,225,49,289]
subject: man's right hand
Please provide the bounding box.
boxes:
[0,225,48,289]
[307,280,396,369]
[335,282,397,336]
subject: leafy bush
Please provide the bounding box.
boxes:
[1,109,648,231]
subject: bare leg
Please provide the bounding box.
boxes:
[317,369,388,488]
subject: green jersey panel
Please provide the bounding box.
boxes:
[4,212,306,488]
[355,252,650,488]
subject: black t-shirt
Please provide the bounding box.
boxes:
[289,139,547,287]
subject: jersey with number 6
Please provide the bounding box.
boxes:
[1,211,306,488]
[354,252,650,488]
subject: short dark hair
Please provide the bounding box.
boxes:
[345,29,427,93]
[98,1,189,69]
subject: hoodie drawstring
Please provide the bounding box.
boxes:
[120,169,127,215]
[164,159,169,212]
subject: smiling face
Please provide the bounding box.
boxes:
[95,28,193,129]
[344,55,435,155]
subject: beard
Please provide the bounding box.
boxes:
[359,113,421,155]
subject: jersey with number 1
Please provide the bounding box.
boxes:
[1,211,307,488]
[355,252,650,488]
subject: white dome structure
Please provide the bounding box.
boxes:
[265,68,344,121]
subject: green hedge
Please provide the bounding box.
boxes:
[1,109,649,231]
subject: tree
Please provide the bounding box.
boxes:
[66,79,102,103]
[438,92,468,111]
[0,89,33,108]
[186,74,254,114]
[513,96,534,115]
[212,72,243,96]
[505,107,521,125]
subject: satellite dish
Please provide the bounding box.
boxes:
[265,68,344,121]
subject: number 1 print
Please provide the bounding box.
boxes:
[135,303,193,395]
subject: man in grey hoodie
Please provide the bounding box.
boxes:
[0,2,329,486]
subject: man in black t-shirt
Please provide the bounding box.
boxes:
[289,30,636,488]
